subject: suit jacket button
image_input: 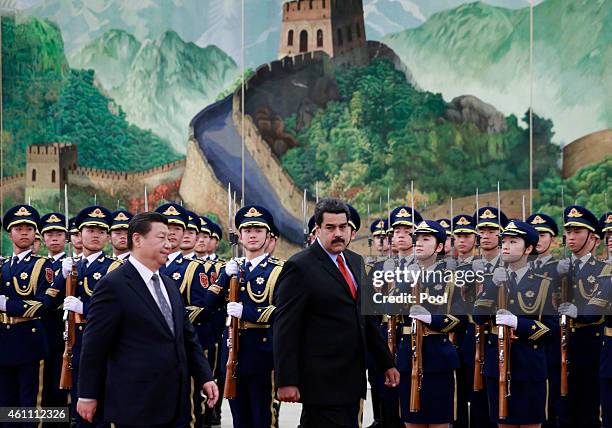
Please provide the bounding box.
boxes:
[263,337,268,342]
[6,325,10,330]
[533,344,537,349]
[32,328,36,333]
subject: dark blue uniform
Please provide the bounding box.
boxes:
[395,258,465,424]
[205,254,283,428]
[583,268,611,428]
[0,249,55,424]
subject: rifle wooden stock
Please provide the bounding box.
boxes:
[59,264,78,389]
[409,281,423,413]
[498,282,511,419]
[223,275,240,399]
[560,273,570,396]
[473,324,485,391]
[387,315,397,358]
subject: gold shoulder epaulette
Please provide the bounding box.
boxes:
[268,256,285,266]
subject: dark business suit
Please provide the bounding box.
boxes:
[273,240,394,427]
[78,260,214,427]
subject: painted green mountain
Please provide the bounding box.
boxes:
[383,0,611,144]
[1,16,181,177]
[70,29,239,153]
[282,59,560,210]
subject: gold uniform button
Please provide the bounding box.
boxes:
[31,328,36,333]
[240,287,245,291]
[78,326,83,331]
[510,299,515,304]
[5,282,9,286]
[6,325,10,330]
[533,344,538,349]
[23,304,28,308]
[262,337,268,343]
[596,332,600,337]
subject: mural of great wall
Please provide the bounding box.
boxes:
[3,0,611,258]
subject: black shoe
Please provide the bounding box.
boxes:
[211,409,221,426]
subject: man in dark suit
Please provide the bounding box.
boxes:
[274,198,400,428]
[76,212,218,428]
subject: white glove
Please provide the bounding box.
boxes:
[472,259,486,273]
[61,257,74,279]
[492,267,507,287]
[0,295,6,311]
[557,258,571,275]
[409,304,432,324]
[63,296,84,314]
[227,302,243,319]
[558,302,578,319]
[225,259,239,277]
[496,309,518,329]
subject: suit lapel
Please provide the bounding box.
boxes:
[312,241,355,300]
[124,262,174,338]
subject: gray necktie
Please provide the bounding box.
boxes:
[151,274,174,335]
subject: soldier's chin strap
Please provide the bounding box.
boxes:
[573,230,592,259]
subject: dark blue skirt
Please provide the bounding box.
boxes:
[399,370,456,423]
[485,376,547,425]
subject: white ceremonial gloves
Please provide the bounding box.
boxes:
[63,296,84,314]
[227,302,243,319]
[496,309,518,329]
[409,304,432,325]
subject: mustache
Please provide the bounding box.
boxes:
[332,237,345,244]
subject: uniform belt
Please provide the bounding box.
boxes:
[401,325,443,336]
[0,314,40,324]
[605,327,612,337]
[238,321,270,329]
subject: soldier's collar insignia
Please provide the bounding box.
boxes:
[567,208,582,218]
[176,257,183,264]
[89,208,106,218]
[24,256,31,262]
[457,216,470,225]
[530,215,546,225]
[244,207,263,218]
[396,208,410,218]
[98,257,105,263]
[525,290,535,298]
[256,277,265,285]
[480,209,496,219]
[15,207,32,216]
[47,214,61,223]
[440,220,449,228]
[114,212,129,221]
[163,206,181,216]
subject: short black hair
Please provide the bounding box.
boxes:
[314,198,349,226]
[128,212,168,250]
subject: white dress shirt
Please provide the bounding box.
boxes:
[129,256,171,310]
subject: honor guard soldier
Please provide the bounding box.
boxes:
[109,209,132,261]
[471,206,509,428]
[370,218,389,262]
[307,215,316,245]
[205,205,283,428]
[436,218,453,256]
[39,212,70,410]
[346,204,361,246]
[155,203,214,428]
[473,220,555,426]
[266,221,280,256]
[394,220,464,427]
[556,205,610,428]
[180,210,200,260]
[450,213,479,428]
[526,212,563,428]
[207,221,225,264]
[0,205,55,421]
[582,248,611,428]
[195,216,214,260]
[32,232,43,255]
[69,217,83,258]
[49,206,122,427]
